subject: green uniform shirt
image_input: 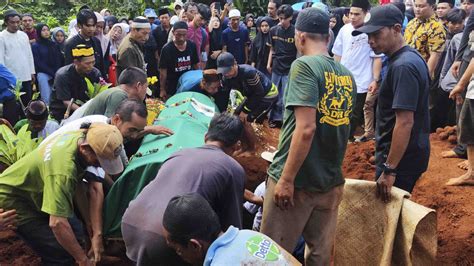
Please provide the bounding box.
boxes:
[82,86,128,118]
[0,131,85,226]
[268,55,356,192]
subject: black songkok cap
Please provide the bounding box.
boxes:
[173,21,188,31]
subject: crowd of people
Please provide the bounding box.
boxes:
[0,0,473,265]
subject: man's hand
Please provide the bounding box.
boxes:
[449,83,465,106]
[267,66,272,75]
[144,125,174,136]
[160,90,168,101]
[273,178,295,210]
[368,80,379,94]
[0,208,17,229]
[88,234,104,263]
[210,50,221,60]
[451,61,461,78]
[376,173,396,203]
[77,257,94,266]
[31,74,36,85]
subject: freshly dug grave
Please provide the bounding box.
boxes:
[1,125,472,265]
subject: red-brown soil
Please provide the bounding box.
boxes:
[1,125,472,265]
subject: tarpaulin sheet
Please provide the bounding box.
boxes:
[103,92,218,237]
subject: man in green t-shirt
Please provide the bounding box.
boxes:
[0,123,124,265]
[260,8,356,266]
[82,67,151,118]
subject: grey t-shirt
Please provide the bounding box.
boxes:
[122,145,245,264]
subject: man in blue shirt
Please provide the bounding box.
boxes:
[222,9,250,64]
[162,193,300,266]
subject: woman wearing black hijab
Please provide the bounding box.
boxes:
[31,23,64,104]
[249,17,272,78]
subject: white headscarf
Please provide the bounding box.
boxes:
[94,12,109,57]
[67,19,79,40]
[107,23,127,56]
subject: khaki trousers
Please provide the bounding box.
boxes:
[363,91,378,138]
[260,178,344,266]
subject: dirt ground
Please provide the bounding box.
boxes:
[0,124,473,265]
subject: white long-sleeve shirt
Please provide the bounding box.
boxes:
[0,30,35,81]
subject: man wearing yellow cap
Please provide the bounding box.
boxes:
[0,123,124,265]
[49,44,102,122]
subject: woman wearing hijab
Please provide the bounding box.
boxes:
[249,17,271,78]
[107,23,127,59]
[244,13,255,40]
[31,23,64,104]
[94,12,110,58]
[51,27,67,55]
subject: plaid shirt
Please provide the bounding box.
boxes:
[404,15,446,62]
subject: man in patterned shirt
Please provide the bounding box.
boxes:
[404,0,446,78]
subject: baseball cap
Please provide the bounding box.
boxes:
[352,5,404,36]
[86,123,124,175]
[295,7,330,34]
[216,52,236,75]
[229,9,241,18]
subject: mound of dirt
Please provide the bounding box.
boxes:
[1,124,472,265]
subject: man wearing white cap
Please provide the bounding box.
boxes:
[116,16,151,78]
[0,123,124,265]
[222,9,250,64]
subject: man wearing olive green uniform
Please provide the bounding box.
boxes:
[0,123,124,265]
[260,8,356,266]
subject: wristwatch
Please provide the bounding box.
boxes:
[382,162,397,175]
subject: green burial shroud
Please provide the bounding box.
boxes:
[103,92,218,237]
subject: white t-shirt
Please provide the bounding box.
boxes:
[43,115,108,145]
[0,30,35,81]
[243,182,266,231]
[332,23,381,93]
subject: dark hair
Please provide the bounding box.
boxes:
[163,193,221,246]
[427,0,436,6]
[269,0,282,9]
[304,32,330,42]
[118,67,148,86]
[446,8,467,24]
[206,113,243,147]
[21,13,34,20]
[77,9,97,26]
[391,2,406,15]
[184,2,198,12]
[277,4,294,18]
[114,99,148,122]
[197,3,211,21]
[25,99,48,121]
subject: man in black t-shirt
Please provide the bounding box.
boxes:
[64,9,106,77]
[267,5,297,128]
[152,8,172,63]
[50,44,102,122]
[266,0,282,28]
[159,21,199,99]
[353,5,430,201]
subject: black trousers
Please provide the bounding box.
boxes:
[350,92,367,138]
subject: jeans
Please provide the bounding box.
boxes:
[37,73,53,105]
[269,72,288,122]
[16,216,84,265]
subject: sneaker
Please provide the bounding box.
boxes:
[355,135,374,143]
[269,121,282,128]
